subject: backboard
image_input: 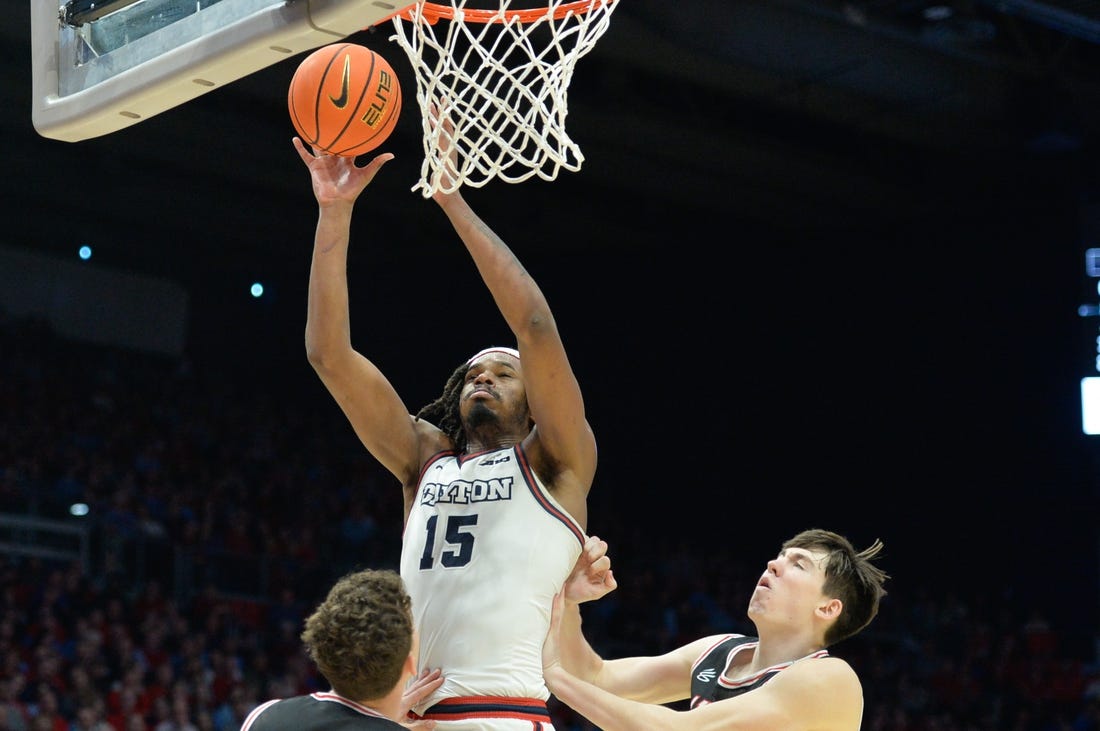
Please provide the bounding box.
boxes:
[32,0,414,142]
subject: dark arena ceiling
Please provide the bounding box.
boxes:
[4,0,1100,283]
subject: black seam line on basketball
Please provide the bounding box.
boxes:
[427,705,550,717]
[329,52,351,109]
[338,80,400,155]
[332,52,378,155]
[315,44,347,146]
[288,76,306,142]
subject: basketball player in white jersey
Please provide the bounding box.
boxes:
[294,111,597,731]
[542,529,889,731]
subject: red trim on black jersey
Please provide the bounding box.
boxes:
[311,692,389,718]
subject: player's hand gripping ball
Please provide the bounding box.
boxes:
[288,42,402,156]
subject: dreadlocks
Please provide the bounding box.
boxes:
[415,359,469,452]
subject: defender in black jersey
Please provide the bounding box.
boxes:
[543,529,889,731]
[240,569,441,731]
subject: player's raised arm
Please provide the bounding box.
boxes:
[428,110,597,511]
[297,140,426,489]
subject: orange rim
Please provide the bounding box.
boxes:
[380,0,611,25]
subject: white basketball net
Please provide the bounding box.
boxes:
[389,0,619,197]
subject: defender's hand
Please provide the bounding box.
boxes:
[400,667,443,726]
[563,535,617,605]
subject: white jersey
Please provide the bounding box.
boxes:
[400,444,584,714]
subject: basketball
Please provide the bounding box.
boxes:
[288,43,402,157]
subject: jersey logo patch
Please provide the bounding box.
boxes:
[696,667,717,682]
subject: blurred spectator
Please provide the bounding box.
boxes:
[30,684,69,731]
[70,701,113,731]
[0,676,31,731]
[152,697,197,731]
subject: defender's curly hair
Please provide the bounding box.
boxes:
[415,359,469,452]
[782,529,890,648]
[301,569,412,701]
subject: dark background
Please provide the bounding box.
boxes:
[5,0,1100,638]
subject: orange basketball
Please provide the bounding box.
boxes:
[288,43,402,157]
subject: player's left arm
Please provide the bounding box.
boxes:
[429,113,596,506]
[437,187,596,499]
[545,653,864,731]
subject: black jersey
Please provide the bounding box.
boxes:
[689,634,829,709]
[241,692,404,731]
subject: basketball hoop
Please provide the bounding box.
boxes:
[386,0,619,197]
